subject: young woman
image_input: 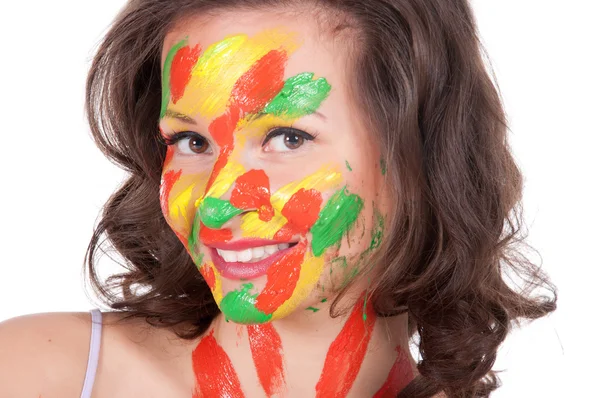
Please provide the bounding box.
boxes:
[0,0,556,397]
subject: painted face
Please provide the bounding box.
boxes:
[159,13,387,324]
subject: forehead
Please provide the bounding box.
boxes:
[161,9,351,118]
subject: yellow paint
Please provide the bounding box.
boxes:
[239,168,342,239]
[195,161,246,207]
[169,30,299,119]
[271,251,325,319]
[272,168,343,210]
[240,210,288,239]
[169,183,195,225]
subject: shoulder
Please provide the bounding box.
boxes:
[0,311,95,398]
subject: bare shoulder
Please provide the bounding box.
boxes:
[0,311,94,398]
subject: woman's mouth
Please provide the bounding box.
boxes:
[209,240,299,280]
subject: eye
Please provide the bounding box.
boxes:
[263,127,315,153]
[164,132,212,155]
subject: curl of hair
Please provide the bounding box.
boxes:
[85,0,556,396]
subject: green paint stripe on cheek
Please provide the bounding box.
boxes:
[200,197,244,229]
[310,187,364,257]
[160,38,188,119]
[263,72,331,119]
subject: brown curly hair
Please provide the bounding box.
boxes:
[84,0,557,396]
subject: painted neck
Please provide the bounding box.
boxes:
[192,293,415,397]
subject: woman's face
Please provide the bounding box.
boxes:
[159,10,388,324]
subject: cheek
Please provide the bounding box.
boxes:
[160,168,211,241]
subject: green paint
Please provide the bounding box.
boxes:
[199,197,243,229]
[345,160,353,172]
[370,208,385,250]
[321,298,328,303]
[160,39,187,119]
[306,306,320,313]
[310,187,364,257]
[189,208,202,257]
[263,72,331,119]
[379,156,387,175]
[194,253,204,267]
[362,293,368,322]
[220,283,273,324]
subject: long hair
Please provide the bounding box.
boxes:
[85,1,557,396]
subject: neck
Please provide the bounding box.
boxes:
[190,292,416,397]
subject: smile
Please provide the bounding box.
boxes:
[209,239,299,280]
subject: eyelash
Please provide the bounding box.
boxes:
[161,127,318,148]
[262,127,317,147]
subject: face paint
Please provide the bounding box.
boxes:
[373,347,414,398]
[192,330,244,398]
[247,324,286,396]
[314,292,376,397]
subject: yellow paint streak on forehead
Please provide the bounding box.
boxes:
[271,252,324,320]
[170,29,300,119]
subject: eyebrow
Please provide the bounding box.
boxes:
[163,109,197,124]
[163,109,328,124]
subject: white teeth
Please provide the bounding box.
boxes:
[264,244,278,255]
[237,249,253,263]
[252,246,265,259]
[216,243,293,264]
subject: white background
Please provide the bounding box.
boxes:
[0,1,597,396]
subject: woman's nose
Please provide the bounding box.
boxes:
[199,169,274,229]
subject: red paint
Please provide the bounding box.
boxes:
[231,50,286,114]
[164,146,174,169]
[192,330,244,398]
[230,169,274,221]
[200,224,233,245]
[170,44,202,104]
[205,110,236,195]
[204,50,287,196]
[255,240,306,314]
[160,169,182,215]
[248,324,286,397]
[315,293,376,398]
[274,188,322,240]
[199,263,216,290]
[373,347,414,398]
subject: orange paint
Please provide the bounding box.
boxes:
[315,294,376,397]
[372,347,414,398]
[200,224,233,245]
[255,240,307,314]
[204,50,287,197]
[160,169,182,215]
[230,169,274,222]
[170,44,202,103]
[163,146,174,169]
[199,263,216,290]
[248,324,286,396]
[274,188,322,240]
[192,330,244,398]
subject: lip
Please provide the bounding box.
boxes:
[209,241,298,280]
[207,238,291,251]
